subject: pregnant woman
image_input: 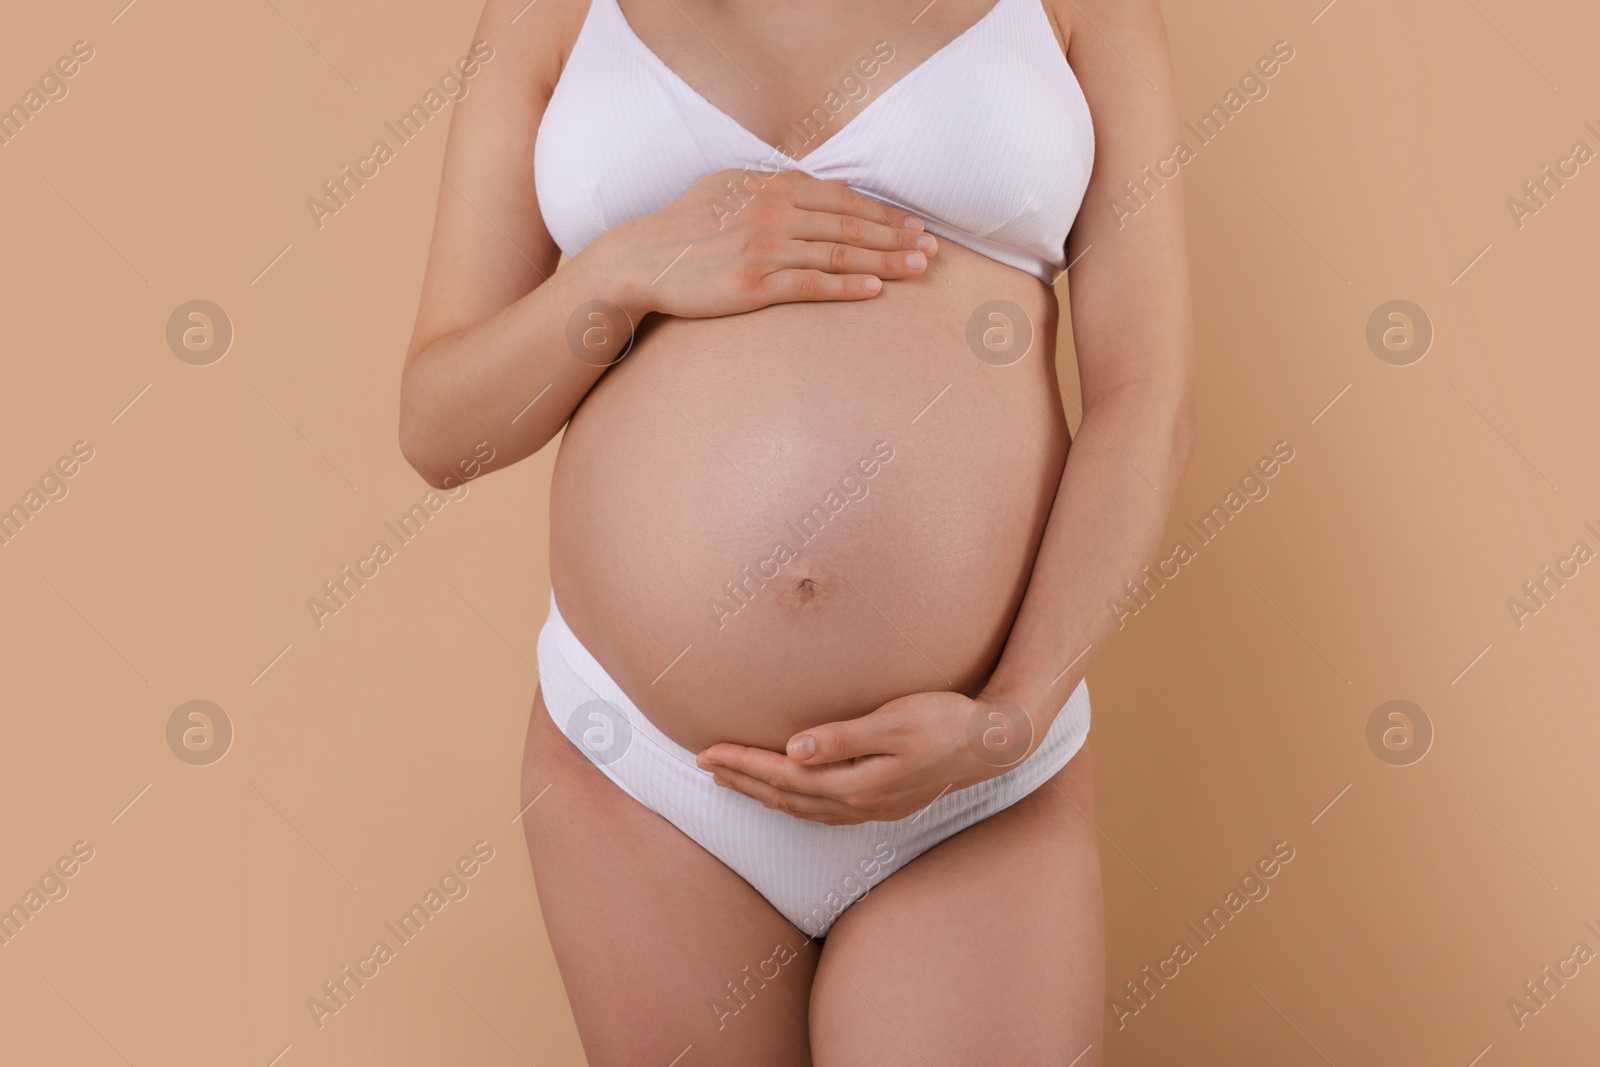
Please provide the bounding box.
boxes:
[400,0,1193,1061]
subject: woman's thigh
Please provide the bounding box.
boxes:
[519,688,818,1066]
[809,739,1105,1067]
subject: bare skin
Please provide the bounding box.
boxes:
[520,687,1102,1065]
[403,0,1193,1061]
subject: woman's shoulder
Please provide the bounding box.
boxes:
[471,0,596,96]
[1040,0,1169,59]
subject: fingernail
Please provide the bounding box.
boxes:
[904,252,926,270]
[902,215,923,230]
[863,276,882,293]
[788,735,815,760]
[915,234,938,254]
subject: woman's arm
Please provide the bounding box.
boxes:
[696,0,1195,822]
[399,0,598,488]
[978,0,1197,720]
[400,0,940,489]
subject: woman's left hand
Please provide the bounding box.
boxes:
[695,690,1039,825]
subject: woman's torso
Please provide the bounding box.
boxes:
[540,0,1093,753]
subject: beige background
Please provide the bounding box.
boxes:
[2,0,1597,1064]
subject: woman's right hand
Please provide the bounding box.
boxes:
[589,167,940,322]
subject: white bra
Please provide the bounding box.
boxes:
[534,0,1095,285]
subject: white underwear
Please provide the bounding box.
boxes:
[535,590,1092,937]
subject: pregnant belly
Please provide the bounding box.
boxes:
[549,241,1071,754]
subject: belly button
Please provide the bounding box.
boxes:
[783,575,827,608]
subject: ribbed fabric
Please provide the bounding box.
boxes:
[536,589,1091,936]
[534,0,1094,285]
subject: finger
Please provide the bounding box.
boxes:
[751,268,883,303]
[787,716,900,765]
[783,174,925,232]
[701,742,888,801]
[783,208,937,255]
[709,765,854,819]
[699,743,811,790]
[790,215,939,258]
[773,240,929,281]
[700,742,787,783]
